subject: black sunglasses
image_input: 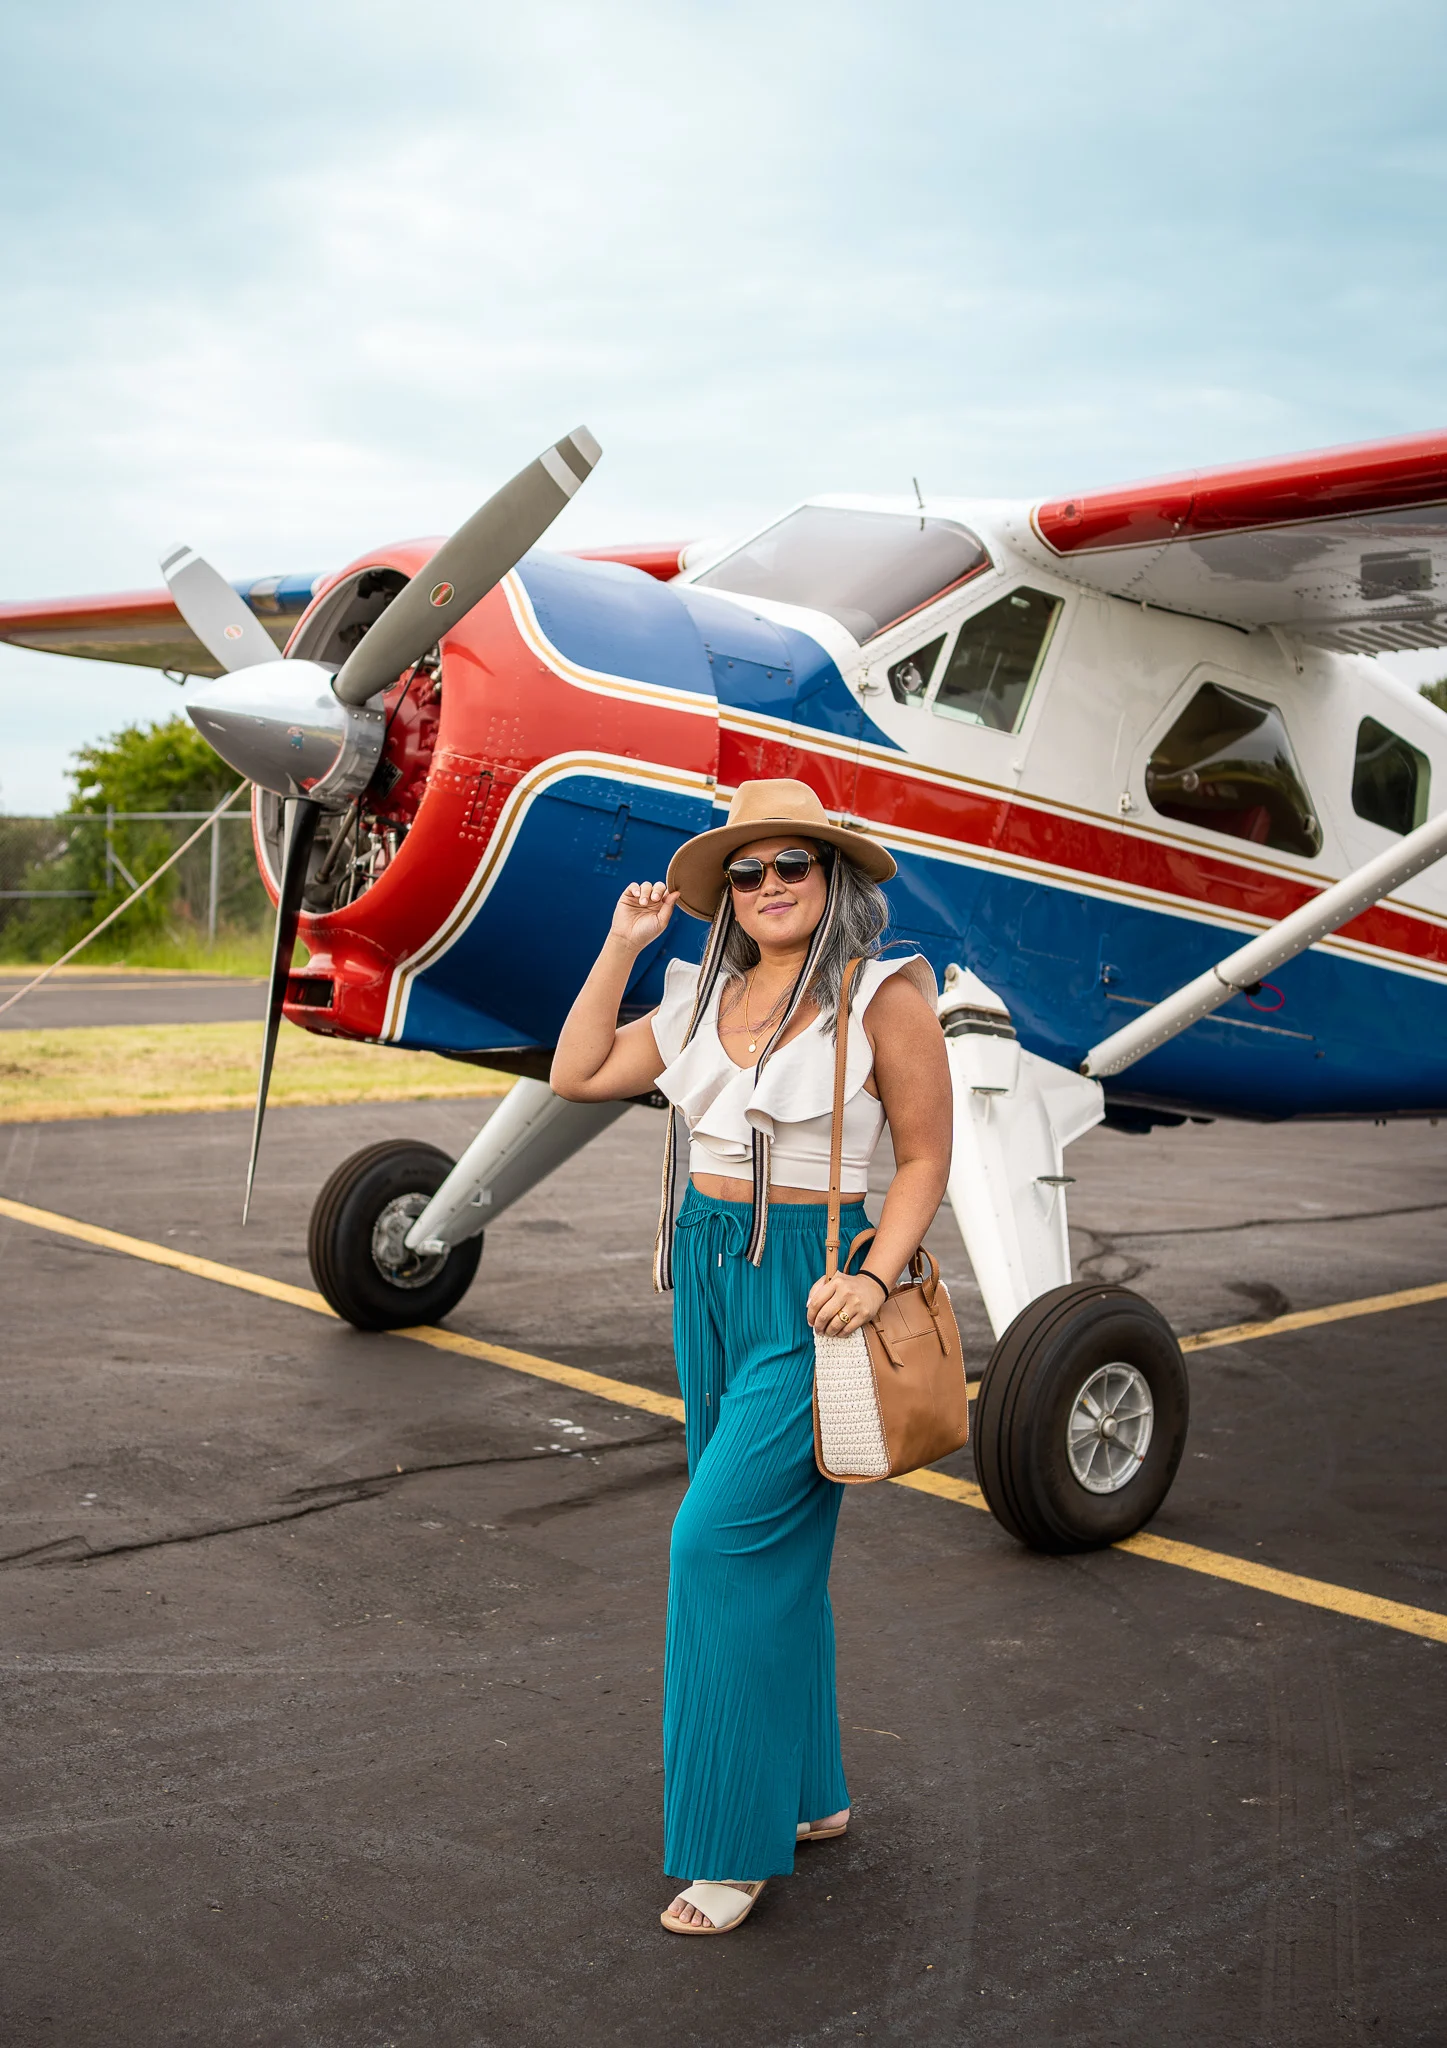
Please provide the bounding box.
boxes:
[725,847,824,893]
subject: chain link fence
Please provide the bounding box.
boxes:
[0,808,269,956]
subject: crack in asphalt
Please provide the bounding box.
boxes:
[1082,1196,1447,1243]
[278,1429,676,1503]
[499,1456,687,1525]
[1069,1193,1447,1311]
[0,1429,679,1569]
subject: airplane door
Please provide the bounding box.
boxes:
[991,590,1126,1043]
[892,580,1120,1026]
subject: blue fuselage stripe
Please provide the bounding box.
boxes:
[397,563,1447,1120]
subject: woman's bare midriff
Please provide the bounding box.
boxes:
[689,1174,867,1205]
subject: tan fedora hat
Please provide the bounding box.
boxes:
[667,778,896,920]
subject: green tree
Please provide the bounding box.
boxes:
[1420,677,1447,714]
[67,717,237,818]
[2,717,263,961]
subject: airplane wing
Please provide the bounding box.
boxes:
[0,545,691,676]
[1012,430,1447,654]
[0,574,321,677]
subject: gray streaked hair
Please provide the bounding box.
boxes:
[721,842,890,1035]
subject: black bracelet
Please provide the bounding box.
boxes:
[858,1268,891,1301]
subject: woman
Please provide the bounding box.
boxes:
[552,778,951,1934]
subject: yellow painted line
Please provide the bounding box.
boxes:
[0,1197,333,1316]
[898,1477,1447,1646]
[890,1466,989,1513]
[1117,1532,1447,1646]
[1181,1280,1447,1353]
[2,1193,1445,1645]
[398,1322,686,1425]
[0,1196,677,1422]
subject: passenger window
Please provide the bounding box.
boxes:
[930,587,1062,732]
[1352,717,1429,835]
[1145,682,1322,857]
[887,635,945,704]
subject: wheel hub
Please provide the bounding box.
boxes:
[371,1194,448,1290]
[1066,1362,1153,1494]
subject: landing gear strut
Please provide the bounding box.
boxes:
[938,964,1191,1551]
[307,1080,630,1332]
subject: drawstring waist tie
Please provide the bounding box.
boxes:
[674,1184,868,1260]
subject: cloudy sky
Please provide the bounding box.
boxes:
[3,0,1446,807]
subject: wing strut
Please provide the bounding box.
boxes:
[1081,809,1447,1080]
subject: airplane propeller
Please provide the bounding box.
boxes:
[331,429,601,705]
[245,793,322,1223]
[161,425,602,1218]
[159,544,285,674]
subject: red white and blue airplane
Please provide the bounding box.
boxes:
[6,425,1447,1549]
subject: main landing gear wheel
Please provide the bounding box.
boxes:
[308,1140,483,1331]
[973,1283,1189,1552]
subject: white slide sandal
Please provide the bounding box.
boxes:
[660,1880,766,1934]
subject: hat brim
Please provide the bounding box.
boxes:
[666,816,897,921]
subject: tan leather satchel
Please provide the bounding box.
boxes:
[812,958,971,1483]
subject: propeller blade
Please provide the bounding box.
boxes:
[161,544,284,674]
[331,426,601,706]
[243,795,322,1224]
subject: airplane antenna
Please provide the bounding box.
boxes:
[912,476,925,528]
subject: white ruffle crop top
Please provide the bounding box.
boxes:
[650,954,929,1195]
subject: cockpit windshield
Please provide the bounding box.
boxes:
[693,506,989,643]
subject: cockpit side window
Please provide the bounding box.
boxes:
[1352,717,1429,836]
[887,635,946,704]
[694,506,988,642]
[1145,682,1322,857]
[929,587,1062,733]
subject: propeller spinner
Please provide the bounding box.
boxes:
[163,425,602,1219]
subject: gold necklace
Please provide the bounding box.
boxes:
[739,973,789,1055]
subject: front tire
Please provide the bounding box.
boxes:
[974,1283,1189,1552]
[307,1140,483,1331]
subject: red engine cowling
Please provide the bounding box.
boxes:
[253,540,716,1049]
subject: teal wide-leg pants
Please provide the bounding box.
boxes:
[662,1186,866,1882]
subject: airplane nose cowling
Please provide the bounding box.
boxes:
[184,659,386,803]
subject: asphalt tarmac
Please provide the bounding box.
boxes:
[1,1098,1445,2046]
[0,972,265,1031]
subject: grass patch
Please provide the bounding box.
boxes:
[0,929,275,976]
[0,1021,514,1122]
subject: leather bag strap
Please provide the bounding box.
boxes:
[824,957,864,1279]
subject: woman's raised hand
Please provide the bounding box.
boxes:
[551,881,676,1102]
[610,879,680,952]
